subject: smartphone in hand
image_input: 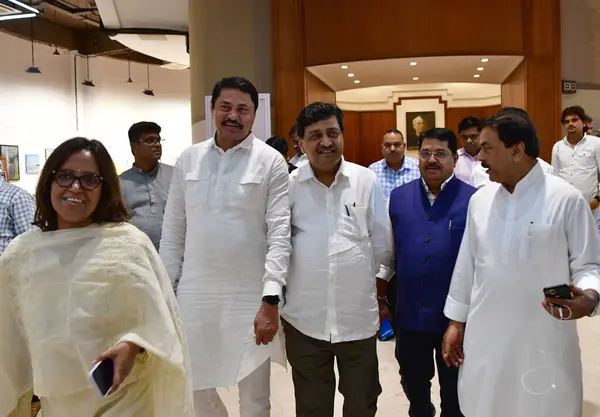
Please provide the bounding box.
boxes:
[88,358,114,397]
[543,284,572,300]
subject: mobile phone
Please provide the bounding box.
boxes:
[543,284,572,299]
[88,358,114,397]
[379,318,395,341]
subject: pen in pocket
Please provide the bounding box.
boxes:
[448,220,452,230]
[345,205,350,216]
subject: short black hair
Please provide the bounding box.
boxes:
[419,128,458,154]
[561,105,588,124]
[289,124,298,137]
[210,76,259,111]
[128,121,161,142]
[458,116,482,134]
[382,128,403,143]
[482,109,540,158]
[266,136,289,155]
[296,102,344,138]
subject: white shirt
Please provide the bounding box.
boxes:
[454,148,479,183]
[289,154,308,167]
[469,158,554,189]
[281,159,388,343]
[422,174,455,205]
[551,134,600,201]
[160,134,291,390]
[444,163,600,417]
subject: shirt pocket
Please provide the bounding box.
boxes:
[185,170,211,207]
[519,224,558,264]
[229,172,264,209]
[574,150,596,167]
[339,205,369,240]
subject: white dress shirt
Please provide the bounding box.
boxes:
[551,134,600,201]
[454,148,479,183]
[281,159,388,343]
[160,134,291,389]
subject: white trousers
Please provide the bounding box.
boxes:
[194,360,271,417]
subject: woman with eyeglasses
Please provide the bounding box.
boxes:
[1,137,193,416]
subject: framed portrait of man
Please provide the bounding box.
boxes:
[405,111,436,149]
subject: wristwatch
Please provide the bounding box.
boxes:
[262,295,280,305]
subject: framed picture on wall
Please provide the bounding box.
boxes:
[0,145,20,181]
[25,154,41,174]
[0,156,8,182]
[405,111,436,149]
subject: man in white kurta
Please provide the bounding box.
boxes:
[160,77,291,417]
[442,109,600,417]
[468,157,554,189]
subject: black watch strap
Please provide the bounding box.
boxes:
[262,295,280,305]
[594,195,600,202]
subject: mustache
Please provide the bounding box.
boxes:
[317,147,336,152]
[481,161,490,169]
[223,120,243,129]
[426,163,440,169]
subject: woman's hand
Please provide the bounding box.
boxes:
[93,341,141,394]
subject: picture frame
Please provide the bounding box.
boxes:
[0,156,8,182]
[25,154,41,174]
[405,111,436,149]
[394,96,448,151]
[0,145,20,181]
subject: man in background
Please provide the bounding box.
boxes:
[454,117,481,183]
[282,102,387,417]
[266,136,297,173]
[378,128,474,417]
[120,121,173,251]
[552,105,600,216]
[289,124,307,167]
[0,174,35,254]
[369,128,419,332]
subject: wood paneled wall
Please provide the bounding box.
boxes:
[343,106,499,167]
[305,70,336,104]
[501,62,527,109]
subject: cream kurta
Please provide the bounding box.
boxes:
[160,135,291,390]
[0,222,193,417]
[444,163,600,417]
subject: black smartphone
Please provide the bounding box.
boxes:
[88,358,114,397]
[543,284,572,299]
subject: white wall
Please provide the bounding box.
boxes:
[0,31,191,193]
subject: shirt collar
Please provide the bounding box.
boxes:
[210,133,255,151]
[562,133,587,146]
[457,148,479,160]
[421,174,454,194]
[132,162,160,176]
[383,157,413,172]
[297,157,350,183]
[504,161,544,197]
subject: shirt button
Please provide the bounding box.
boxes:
[425,237,430,243]
[428,216,433,222]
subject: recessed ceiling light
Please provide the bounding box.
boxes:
[412,77,419,81]
[477,67,484,71]
[409,61,417,66]
[481,58,489,63]
[341,65,348,69]
[354,80,360,84]
[347,73,354,77]
[473,74,481,78]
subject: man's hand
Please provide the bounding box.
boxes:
[378,299,393,327]
[442,321,465,368]
[542,283,598,320]
[254,302,279,345]
[590,197,599,211]
[94,341,141,395]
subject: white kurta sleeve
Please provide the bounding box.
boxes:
[565,194,600,294]
[551,142,560,171]
[376,200,395,282]
[368,179,388,272]
[262,155,292,298]
[444,201,476,322]
[159,157,186,287]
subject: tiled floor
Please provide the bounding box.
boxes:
[218,317,600,417]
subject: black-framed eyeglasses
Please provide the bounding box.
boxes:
[138,137,164,145]
[419,150,451,160]
[52,170,103,191]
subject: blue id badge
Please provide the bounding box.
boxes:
[380,318,395,341]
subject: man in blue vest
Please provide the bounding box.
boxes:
[377,127,476,417]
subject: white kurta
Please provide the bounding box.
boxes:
[444,162,600,417]
[160,134,291,390]
[0,223,193,417]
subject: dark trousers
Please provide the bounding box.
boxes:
[388,273,397,318]
[283,320,382,417]
[395,329,463,417]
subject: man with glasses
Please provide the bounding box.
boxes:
[120,121,174,250]
[377,128,475,417]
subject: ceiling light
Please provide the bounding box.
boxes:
[412,77,419,81]
[354,80,360,84]
[0,12,37,21]
[477,67,484,71]
[7,0,40,14]
[82,79,95,87]
[25,66,41,74]
[341,65,348,69]
[143,89,155,96]
[481,58,489,63]
[473,74,481,78]
[409,62,417,66]
[347,73,354,77]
